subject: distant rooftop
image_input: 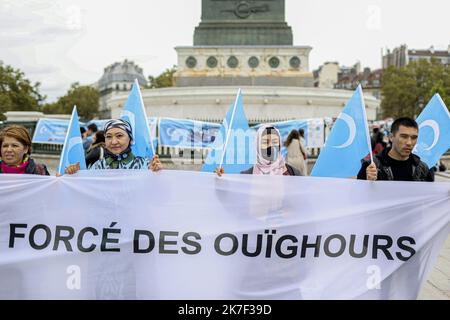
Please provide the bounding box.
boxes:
[408,48,450,57]
[98,60,147,91]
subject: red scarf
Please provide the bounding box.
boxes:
[1,160,29,174]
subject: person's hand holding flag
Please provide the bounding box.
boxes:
[64,162,80,175]
[149,155,162,172]
[214,166,224,177]
[366,162,377,181]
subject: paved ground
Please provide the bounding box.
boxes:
[418,171,450,300]
[418,235,450,300]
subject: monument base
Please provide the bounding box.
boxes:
[175,76,314,87]
[174,46,314,88]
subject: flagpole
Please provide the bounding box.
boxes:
[219,88,242,169]
[359,85,374,163]
[57,105,77,175]
[135,79,156,156]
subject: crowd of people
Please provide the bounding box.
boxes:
[0,116,444,182]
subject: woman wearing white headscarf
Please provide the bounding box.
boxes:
[215,125,300,176]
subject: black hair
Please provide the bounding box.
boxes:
[298,128,305,138]
[284,129,300,147]
[94,130,105,144]
[80,127,86,135]
[263,126,276,136]
[87,123,98,132]
[390,117,418,136]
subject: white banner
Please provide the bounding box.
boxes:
[0,171,449,300]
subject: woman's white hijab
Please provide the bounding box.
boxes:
[253,124,286,175]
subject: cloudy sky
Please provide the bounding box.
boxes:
[1,0,449,102]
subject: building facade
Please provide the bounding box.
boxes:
[313,62,340,89]
[107,86,379,123]
[382,45,450,69]
[335,66,382,98]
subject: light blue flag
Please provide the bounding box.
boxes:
[159,118,221,148]
[147,117,159,151]
[414,94,450,168]
[120,79,155,159]
[57,106,87,175]
[311,85,372,178]
[32,118,70,144]
[202,89,255,173]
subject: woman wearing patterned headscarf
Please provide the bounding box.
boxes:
[215,125,300,176]
[64,119,162,174]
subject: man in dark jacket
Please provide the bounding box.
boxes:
[357,117,434,182]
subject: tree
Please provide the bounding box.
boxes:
[381,59,450,119]
[0,61,45,120]
[148,66,177,88]
[43,82,100,121]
